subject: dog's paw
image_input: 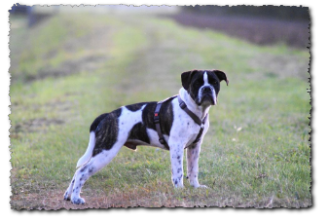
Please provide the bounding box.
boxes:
[63,191,70,201]
[173,181,184,188]
[71,197,85,205]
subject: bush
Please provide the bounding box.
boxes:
[181,5,309,21]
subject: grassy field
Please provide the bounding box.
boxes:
[9,11,311,209]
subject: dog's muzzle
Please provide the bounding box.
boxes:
[199,86,216,105]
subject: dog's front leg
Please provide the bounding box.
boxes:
[169,144,184,188]
[187,143,208,188]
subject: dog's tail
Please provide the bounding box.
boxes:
[76,131,96,168]
[76,113,108,169]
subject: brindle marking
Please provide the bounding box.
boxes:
[92,108,122,157]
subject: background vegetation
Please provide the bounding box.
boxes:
[9,6,311,209]
[181,5,309,21]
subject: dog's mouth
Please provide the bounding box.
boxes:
[198,94,216,106]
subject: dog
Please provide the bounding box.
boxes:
[63,69,228,204]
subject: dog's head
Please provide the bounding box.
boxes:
[181,69,228,106]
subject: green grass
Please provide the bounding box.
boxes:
[9,12,311,209]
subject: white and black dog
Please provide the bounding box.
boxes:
[64,69,228,204]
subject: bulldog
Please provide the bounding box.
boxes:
[64,69,228,204]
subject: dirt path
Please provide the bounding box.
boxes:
[166,12,309,49]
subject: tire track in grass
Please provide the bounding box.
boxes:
[117,24,180,101]
[10,14,118,209]
[10,13,311,209]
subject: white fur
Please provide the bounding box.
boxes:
[167,91,210,187]
[76,131,96,168]
[119,105,145,137]
[147,128,169,148]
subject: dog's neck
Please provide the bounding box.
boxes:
[179,88,211,120]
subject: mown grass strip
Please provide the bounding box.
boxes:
[10,12,311,208]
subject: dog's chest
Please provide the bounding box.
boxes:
[170,99,208,147]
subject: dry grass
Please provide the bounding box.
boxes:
[12,185,309,210]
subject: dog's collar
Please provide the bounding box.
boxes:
[177,95,208,145]
[177,95,208,126]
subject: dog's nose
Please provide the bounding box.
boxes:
[203,87,212,94]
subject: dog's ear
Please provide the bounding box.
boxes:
[213,70,229,86]
[181,70,197,90]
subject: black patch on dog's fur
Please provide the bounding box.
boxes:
[160,97,175,135]
[92,108,122,156]
[80,165,88,173]
[141,102,157,129]
[182,70,206,103]
[142,97,175,136]
[126,102,150,112]
[127,122,150,144]
[207,71,220,95]
[89,113,108,132]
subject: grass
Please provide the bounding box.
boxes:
[9,11,311,209]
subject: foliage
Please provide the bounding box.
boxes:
[181,5,309,21]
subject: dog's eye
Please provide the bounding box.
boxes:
[195,79,203,86]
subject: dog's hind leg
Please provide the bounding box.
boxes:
[69,142,124,205]
[64,131,96,201]
[63,173,76,201]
